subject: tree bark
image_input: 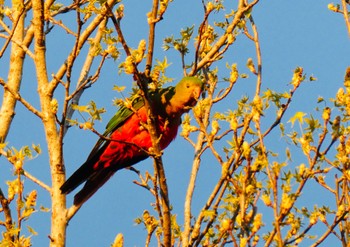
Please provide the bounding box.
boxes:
[0,0,26,143]
[31,0,66,246]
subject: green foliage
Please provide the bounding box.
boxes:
[163,25,194,55]
[0,142,41,246]
[69,101,106,130]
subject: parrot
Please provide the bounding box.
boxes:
[60,77,204,206]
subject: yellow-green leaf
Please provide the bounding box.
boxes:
[113,85,126,92]
[71,104,89,113]
[27,226,38,236]
[288,111,306,127]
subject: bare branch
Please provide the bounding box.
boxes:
[341,0,350,38]
[0,78,43,119]
[0,5,27,58]
[249,15,263,96]
[105,3,132,57]
[0,0,27,145]
[61,18,108,139]
[66,204,82,222]
[310,210,349,247]
[144,0,159,77]
[50,0,119,93]
[23,170,52,193]
[0,188,14,243]
[190,0,260,75]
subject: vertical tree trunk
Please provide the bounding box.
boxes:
[0,0,25,142]
[31,0,66,246]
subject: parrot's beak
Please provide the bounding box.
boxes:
[191,86,202,104]
[184,86,202,112]
[194,86,202,100]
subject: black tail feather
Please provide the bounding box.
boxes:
[73,169,115,206]
[60,161,94,195]
[62,155,148,206]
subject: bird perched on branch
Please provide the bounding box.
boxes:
[60,77,204,206]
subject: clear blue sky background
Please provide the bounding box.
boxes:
[0,0,349,246]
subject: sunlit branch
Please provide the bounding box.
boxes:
[128,168,155,195]
[145,0,159,77]
[212,79,237,103]
[150,164,164,230]
[194,180,230,245]
[48,16,77,37]
[264,164,282,247]
[341,0,350,38]
[66,204,82,222]
[249,15,262,96]
[60,16,108,143]
[105,3,132,57]
[0,78,43,119]
[193,2,211,75]
[250,80,302,149]
[310,210,349,247]
[50,0,89,16]
[190,176,228,245]
[284,222,313,245]
[190,0,260,75]
[0,20,34,59]
[184,78,217,246]
[0,188,14,243]
[66,53,107,103]
[23,170,52,193]
[107,2,173,245]
[0,2,27,58]
[50,0,119,93]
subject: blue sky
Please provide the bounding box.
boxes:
[0,0,349,246]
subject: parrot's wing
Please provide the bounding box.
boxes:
[86,95,145,161]
[60,94,145,195]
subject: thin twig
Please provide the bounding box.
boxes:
[48,16,77,36]
[144,0,159,77]
[49,0,118,92]
[23,170,52,193]
[0,4,27,58]
[249,15,262,96]
[190,0,260,75]
[310,210,349,247]
[184,78,215,245]
[66,54,107,103]
[105,3,131,57]
[212,79,237,103]
[341,0,350,38]
[0,188,14,243]
[0,78,43,118]
[66,204,82,222]
[193,3,211,75]
[50,0,89,16]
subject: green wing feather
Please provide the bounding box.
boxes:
[87,93,145,160]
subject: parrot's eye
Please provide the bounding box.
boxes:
[186,84,190,88]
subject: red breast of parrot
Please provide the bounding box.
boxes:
[60,77,203,206]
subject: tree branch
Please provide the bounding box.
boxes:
[23,170,52,193]
[50,0,119,93]
[341,0,350,38]
[0,78,43,119]
[0,0,27,146]
[190,0,260,75]
[0,188,14,243]
[61,18,108,139]
[144,0,159,77]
